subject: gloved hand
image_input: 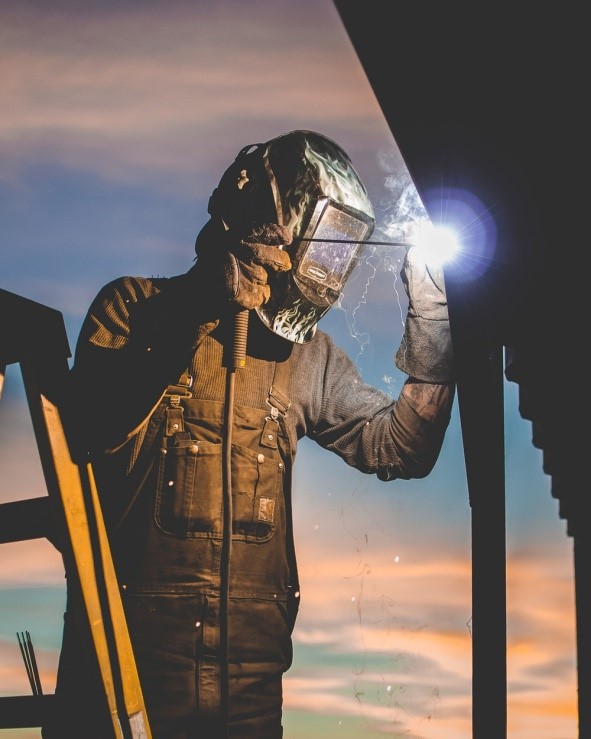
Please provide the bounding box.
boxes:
[200,223,292,311]
[395,246,455,383]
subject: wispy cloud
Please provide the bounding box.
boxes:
[0,1,384,192]
[0,540,64,587]
[0,3,578,736]
[286,541,577,736]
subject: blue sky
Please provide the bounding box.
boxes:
[0,2,577,737]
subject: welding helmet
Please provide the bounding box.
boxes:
[206,130,375,343]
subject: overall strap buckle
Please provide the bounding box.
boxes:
[164,371,193,436]
[266,383,291,418]
[261,362,292,449]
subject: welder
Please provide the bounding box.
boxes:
[42,130,455,738]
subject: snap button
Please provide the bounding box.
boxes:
[257,453,265,463]
[189,444,199,454]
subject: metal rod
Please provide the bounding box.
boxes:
[17,632,42,696]
[26,632,43,696]
[295,237,409,247]
[16,633,36,695]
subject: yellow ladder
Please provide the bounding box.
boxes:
[0,287,152,738]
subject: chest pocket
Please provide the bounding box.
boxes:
[153,402,286,542]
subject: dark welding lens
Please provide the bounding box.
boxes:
[296,199,373,294]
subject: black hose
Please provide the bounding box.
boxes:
[220,309,249,735]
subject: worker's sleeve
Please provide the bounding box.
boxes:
[299,334,454,481]
[66,273,212,456]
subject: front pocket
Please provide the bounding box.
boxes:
[229,597,293,669]
[154,438,222,537]
[231,445,284,542]
[154,437,283,541]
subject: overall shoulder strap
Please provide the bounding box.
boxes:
[113,370,193,531]
[267,355,301,629]
[267,356,291,417]
[126,370,193,472]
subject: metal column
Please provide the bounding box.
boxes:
[446,270,507,737]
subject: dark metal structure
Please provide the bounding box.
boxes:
[0,288,152,737]
[333,2,586,737]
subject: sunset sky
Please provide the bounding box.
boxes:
[0,2,578,737]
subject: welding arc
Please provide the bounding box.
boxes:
[17,631,43,695]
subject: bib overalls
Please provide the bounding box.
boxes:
[48,330,299,739]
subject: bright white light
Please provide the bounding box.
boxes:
[408,221,460,266]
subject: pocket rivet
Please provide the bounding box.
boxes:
[257,453,265,463]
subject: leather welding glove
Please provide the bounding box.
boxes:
[395,246,455,383]
[198,222,292,311]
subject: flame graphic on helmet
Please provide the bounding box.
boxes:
[271,298,319,344]
[264,131,374,237]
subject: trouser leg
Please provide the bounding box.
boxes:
[41,605,113,739]
[125,592,289,738]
